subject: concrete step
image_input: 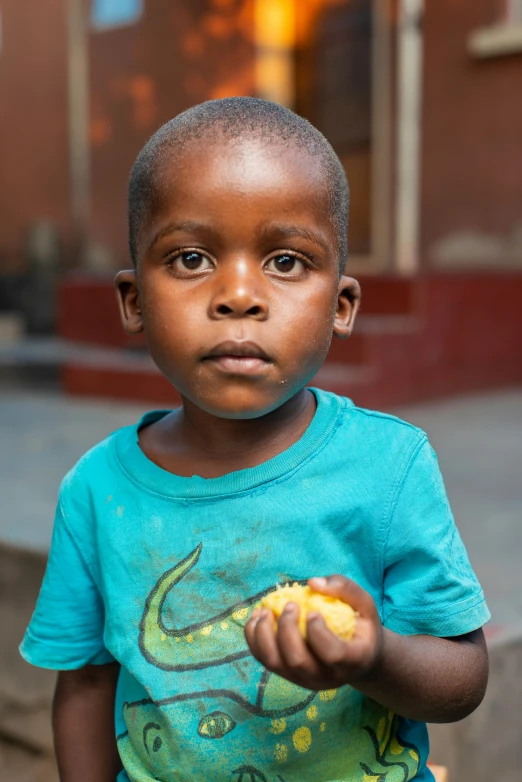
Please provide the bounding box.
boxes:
[0,337,156,393]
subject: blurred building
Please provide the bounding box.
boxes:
[0,0,521,405]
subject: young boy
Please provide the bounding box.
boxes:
[21,98,489,782]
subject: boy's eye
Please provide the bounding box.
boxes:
[171,251,213,272]
[265,254,305,275]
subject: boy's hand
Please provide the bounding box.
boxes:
[245,575,383,691]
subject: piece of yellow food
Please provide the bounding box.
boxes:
[261,583,357,641]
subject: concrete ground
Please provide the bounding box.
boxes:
[0,386,521,779]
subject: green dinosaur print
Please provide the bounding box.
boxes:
[139,543,285,672]
[124,545,421,781]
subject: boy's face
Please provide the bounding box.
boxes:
[116,138,359,418]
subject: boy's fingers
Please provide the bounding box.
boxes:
[249,609,283,670]
[244,613,260,652]
[306,613,363,666]
[277,604,316,673]
[308,575,377,616]
[307,614,382,681]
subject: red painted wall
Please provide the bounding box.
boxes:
[421,0,522,261]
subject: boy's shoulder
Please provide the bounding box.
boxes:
[347,401,422,433]
[59,427,124,501]
[309,390,430,481]
[59,412,154,502]
[313,392,430,485]
[61,409,171,489]
[333,392,427,448]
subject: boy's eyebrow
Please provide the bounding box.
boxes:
[148,221,331,251]
[148,221,211,250]
[259,223,330,250]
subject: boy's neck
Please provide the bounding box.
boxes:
[138,388,316,479]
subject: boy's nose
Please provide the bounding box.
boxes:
[208,268,269,321]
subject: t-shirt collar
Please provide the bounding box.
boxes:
[113,388,346,500]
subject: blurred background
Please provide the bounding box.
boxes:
[0,1,521,780]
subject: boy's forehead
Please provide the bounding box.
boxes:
[154,136,332,215]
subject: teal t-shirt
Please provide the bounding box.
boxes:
[20,390,489,781]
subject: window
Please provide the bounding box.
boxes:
[91,0,143,31]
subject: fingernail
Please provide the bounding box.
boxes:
[311,577,327,588]
[283,602,297,615]
[307,612,320,622]
[250,608,261,621]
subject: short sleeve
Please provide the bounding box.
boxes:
[19,498,115,670]
[382,437,490,637]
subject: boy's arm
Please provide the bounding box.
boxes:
[53,663,122,782]
[352,625,488,723]
[246,576,489,724]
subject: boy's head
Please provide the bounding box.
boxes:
[116,97,360,419]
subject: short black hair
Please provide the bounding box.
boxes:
[128,97,349,270]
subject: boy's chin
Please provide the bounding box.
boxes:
[182,385,303,420]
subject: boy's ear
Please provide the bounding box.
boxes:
[115,270,144,334]
[333,276,361,339]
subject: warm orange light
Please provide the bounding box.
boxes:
[254,0,296,106]
[255,0,296,47]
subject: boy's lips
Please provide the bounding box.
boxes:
[202,340,273,375]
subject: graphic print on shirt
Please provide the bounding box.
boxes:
[117,544,421,781]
